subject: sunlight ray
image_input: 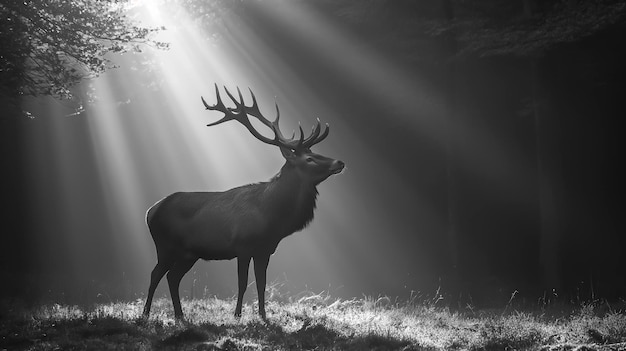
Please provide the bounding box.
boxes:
[24,0,444,300]
[86,79,154,264]
[260,2,535,202]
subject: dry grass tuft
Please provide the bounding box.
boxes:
[2,296,626,350]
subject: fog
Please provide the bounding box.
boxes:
[2,1,624,308]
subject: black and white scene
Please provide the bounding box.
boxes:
[1,0,625,349]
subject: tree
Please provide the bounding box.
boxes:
[328,0,626,296]
[0,0,168,114]
[447,0,625,293]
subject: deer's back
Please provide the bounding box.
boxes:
[146,185,278,259]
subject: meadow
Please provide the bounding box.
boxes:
[2,291,626,350]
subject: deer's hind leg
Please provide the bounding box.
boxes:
[143,259,174,317]
[166,257,198,320]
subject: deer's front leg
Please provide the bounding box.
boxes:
[253,254,270,320]
[235,255,251,317]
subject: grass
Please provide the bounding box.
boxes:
[2,294,626,350]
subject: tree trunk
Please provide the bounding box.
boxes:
[530,60,562,293]
[441,0,461,299]
[521,0,562,294]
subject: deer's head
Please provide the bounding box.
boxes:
[202,85,344,185]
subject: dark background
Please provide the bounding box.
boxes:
[1,0,625,308]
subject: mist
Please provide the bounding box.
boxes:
[1,0,624,309]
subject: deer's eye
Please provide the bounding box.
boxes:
[305,157,315,163]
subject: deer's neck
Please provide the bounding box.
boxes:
[263,164,318,235]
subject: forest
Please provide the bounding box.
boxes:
[1,1,626,348]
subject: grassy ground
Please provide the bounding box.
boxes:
[2,294,626,350]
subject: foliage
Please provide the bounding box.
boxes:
[439,0,626,58]
[325,0,626,60]
[0,0,168,104]
[173,0,244,33]
[2,296,626,350]
[4,0,623,107]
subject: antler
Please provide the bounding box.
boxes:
[201,84,329,151]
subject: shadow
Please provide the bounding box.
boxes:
[76,316,143,338]
[160,326,212,346]
[1,306,424,350]
[205,318,421,350]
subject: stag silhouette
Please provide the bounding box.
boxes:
[142,85,344,320]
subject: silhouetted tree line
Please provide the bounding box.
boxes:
[324,0,626,302]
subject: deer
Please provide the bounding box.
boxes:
[142,85,345,320]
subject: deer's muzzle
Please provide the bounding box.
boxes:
[330,160,345,175]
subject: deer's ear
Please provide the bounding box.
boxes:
[280,147,297,160]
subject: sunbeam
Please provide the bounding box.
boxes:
[20,0,547,304]
[257,1,536,202]
[4,2,626,348]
